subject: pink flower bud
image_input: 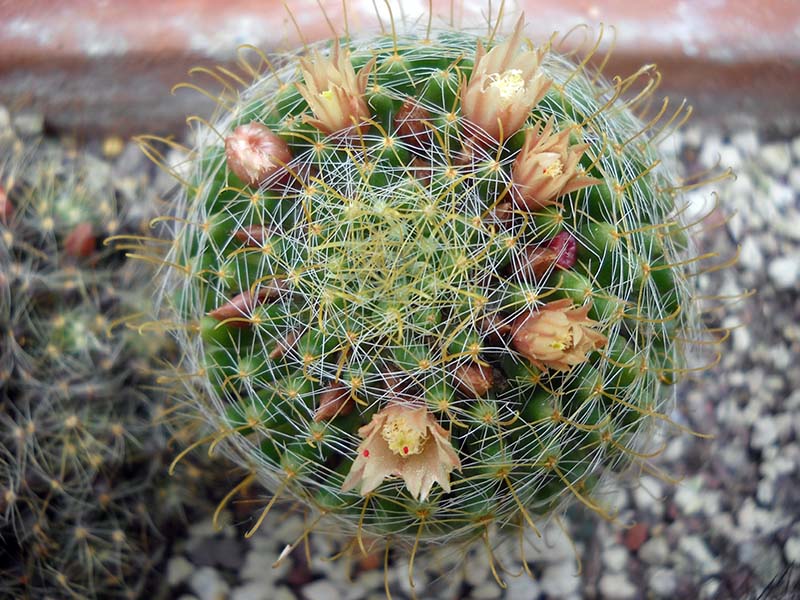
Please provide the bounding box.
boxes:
[225,122,292,188]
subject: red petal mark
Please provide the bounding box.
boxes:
[63,223,96,258]
[403,446,409,455]
[363,449,370,458]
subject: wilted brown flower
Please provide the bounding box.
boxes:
[520,231,578,279]
[313,382,353,422]
[225,122,293,188]
[297,46,375,135]
[453,363,494,397]
[341,403,461,501]
[511,117,601,210]
[511,298,607,371]
[63,222,96,258]
[461,16,551,142]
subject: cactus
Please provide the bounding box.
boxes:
[0,133,214,598]
[144,12,722,567]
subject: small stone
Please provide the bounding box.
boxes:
[789,167,800,190]
[189,567,230,600]
[167,555,194,586]
[756,478,775,506]
[471,581,503,599]
[759,142,792,176]
[598,573,637,599]
[768,255,800,289]
[603,546,629,572]
[634,476,665,516]
[539,561,580,597]
[232,582,274,600]
[699,133,723,169]
[738,237,764,272]
[700,578,720,599]
[785,536,800,563]
[674,475,704,515]
[751,417,779,449]
[12,112,44,136]
[648,567,677,597]
[769,182,794,209]
[505,575,540,600]
[678,536,721,576]
[624,523,648,552]
[302,580,339,600]
[639,536,670,565]
[731,325,752,354]
[241,547,290,584]
[732,129,759,155]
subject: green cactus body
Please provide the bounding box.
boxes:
[154,19,707,548]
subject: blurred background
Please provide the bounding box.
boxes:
[1,0,799,137]
[1,1,799,599]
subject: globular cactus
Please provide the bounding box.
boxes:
[0,135,211,599]
[145,12,720,566]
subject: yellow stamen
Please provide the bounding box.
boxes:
[543,158,564,179]
[381,415,427,457]
[487,69,526,101]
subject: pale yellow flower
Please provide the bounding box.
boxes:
[511,117,601,210]
[296,46,375,135]
[461,16,551,142]
[341,403,461,501]
[511,298,607,372]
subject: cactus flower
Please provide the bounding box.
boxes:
[297,46,375,135]
[511,117,601,210]
[511,298,607,372]
[461,16,551,142]
[341,403,461,501]
[225,122,292,188]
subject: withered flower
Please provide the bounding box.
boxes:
[453,363,494,397]
[297,46,375,135]
[511,298,607,372]
[520,231,578,279]
[341,403,461,501]
[461,16,551,142]
[63,222,96,258]
[511,117,601,210]
[313,382,353,422]
[225,122,292,188]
